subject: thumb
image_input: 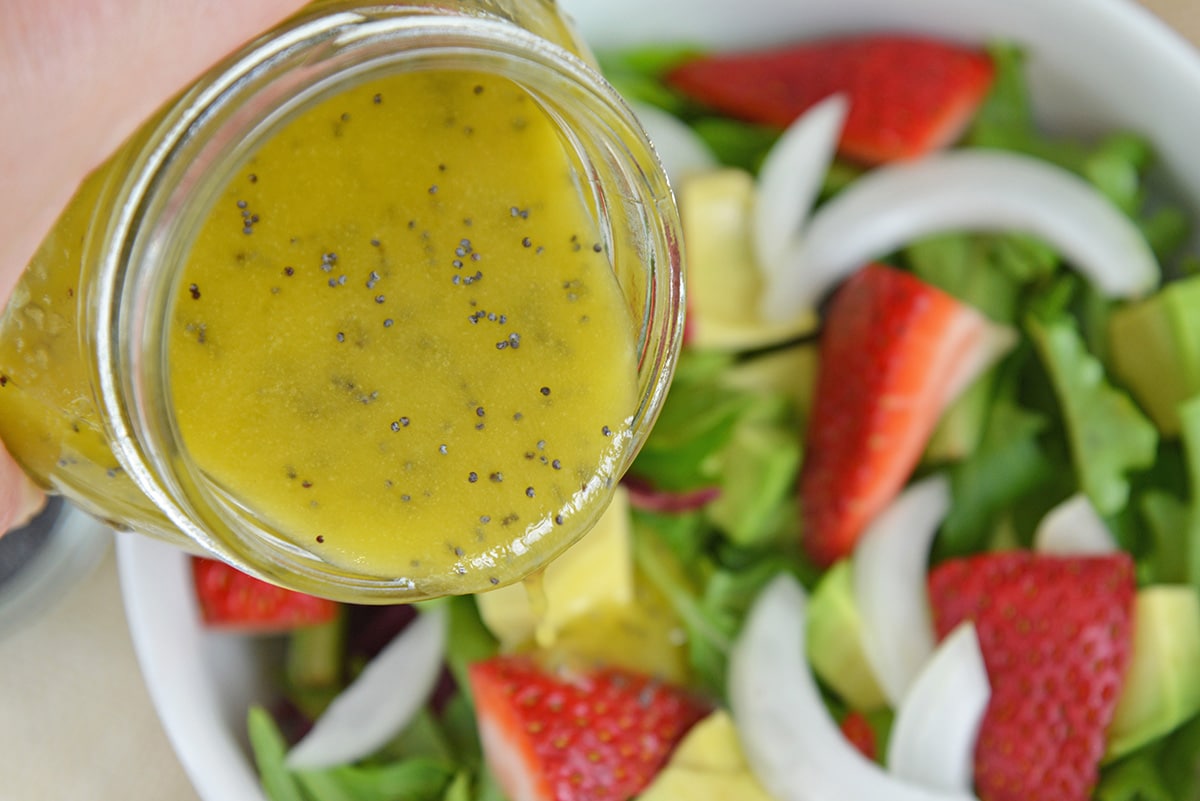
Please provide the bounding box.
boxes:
[0,441,47,533]
[0,0,308,535]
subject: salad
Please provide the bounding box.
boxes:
[189,29,1200,801]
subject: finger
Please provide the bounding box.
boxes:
[0,441,46,534]
[0,0,310,310]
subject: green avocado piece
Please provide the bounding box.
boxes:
[924,368,996,465]
[679,168,816,351]
[720,342,818,425]
[640,765,776,801]
[705,404,801,548]
[1106,585,1200,761]
[1109,275,1200,437]
[805,560,887,711]
[638,711,776,801]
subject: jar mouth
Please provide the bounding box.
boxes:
[94,9,684,601]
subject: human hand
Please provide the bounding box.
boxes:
[0,0,309,534]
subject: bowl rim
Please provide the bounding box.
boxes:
[118,535,269,801]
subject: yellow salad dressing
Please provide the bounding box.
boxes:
[167,70,638,583]
[0,69,640,591]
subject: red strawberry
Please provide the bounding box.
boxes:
[800,264,1010,566]
[191,556,339,631]
[928,552,1135,801]
[468,655,709,801]
[665,35,994,164]
[839,710,878,761]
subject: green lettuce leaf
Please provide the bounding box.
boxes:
[1137,490,1190,585]
[284,613,346,721]
[594,44,704,116]
[704,393,801,547]
[631,510,730,695]
[1083,133,1152,216]
[688,117,780,174]
[438,693,484,775]
[631,502,810,699]
[440,596,498,708]
[249,704,462,801]
[293,758,454,801]
[1027,314,1158,516]
[441,772,473,801]
[630,351,750,491]
[904,232,1044,324]
[474,768,509,801]
[1097,753,1175,801]
[1097,713,1200,801]
[937,384,1057,557]
[632,349,804,551]
[1142,207,1191,266]
[249,706,308,801]
[376,709,455,765]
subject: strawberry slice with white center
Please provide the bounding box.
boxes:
[800,263,1012,567]
[469,655,709,801]
[928,551,1136,801]
[665,35,994,165]
[191,556,339,632]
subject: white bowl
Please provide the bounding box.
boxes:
[119,1,1200,799]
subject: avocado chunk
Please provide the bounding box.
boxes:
[806,560,887,711]
[1109,274,1200,436]
[638,710,776,801]
[924,368,996,464]
[1106,585,1200,760]
[721,341,819,425]
[705,393,802,548]
[475,487,634,649]
[680,168,816,351]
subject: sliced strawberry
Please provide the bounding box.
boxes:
[928,552,1135,801]
[839,710,878,761]
[191,556,339,632]
[665,35,994,164]
[800,264,1009,566]
[468,655,708,801]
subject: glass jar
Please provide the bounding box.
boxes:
[0,0,684,602]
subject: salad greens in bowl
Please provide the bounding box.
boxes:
[119,0,1200,800]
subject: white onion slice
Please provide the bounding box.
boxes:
[762,150,1160,322]
[286,605,447,769]
[853,474,951,707]
[887,622,990,794]
[630,101,717,187]
[753,94,848,274]
[1033,493,1118,555]
[730,574,978,801]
